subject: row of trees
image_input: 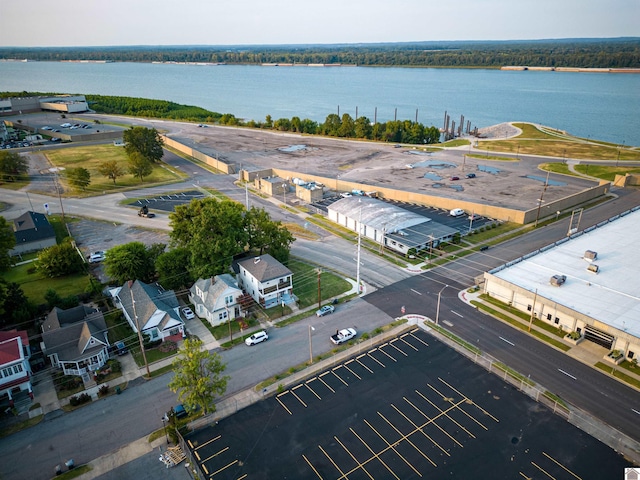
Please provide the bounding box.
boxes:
[101,199,294,289]
[1,39,638,68]
[0,151,29,182]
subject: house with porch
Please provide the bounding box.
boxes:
[41,305,110,379]
[236,254,294,309]
[189,274,243,327]
[110,280,185,342]
[0,330,32,408]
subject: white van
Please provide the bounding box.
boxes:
[449,208,465,217]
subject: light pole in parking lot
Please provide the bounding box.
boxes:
[435,285,449,326]
[308,325,315,364]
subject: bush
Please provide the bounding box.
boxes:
[98,384,110,396]
[69,393,91,406]
[158,341,177,353]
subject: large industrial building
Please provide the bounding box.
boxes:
[328,196,458,256]
[483,206,640,361]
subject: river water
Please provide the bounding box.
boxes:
[1,61,638,145]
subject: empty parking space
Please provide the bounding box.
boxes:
[184,328,628,479]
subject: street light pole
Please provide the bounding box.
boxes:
[161,415,169,444]
[308,325,315,364]
[435,285,448,325]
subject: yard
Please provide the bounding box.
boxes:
[44,144,188,196]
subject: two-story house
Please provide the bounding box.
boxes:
[236,254,294,309]
[110,280,185,342]
[189,274,243,327]
[0,330,33,407]
[10,210,57,256]
[41,305,110,380]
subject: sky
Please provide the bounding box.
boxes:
[1,0,638,47]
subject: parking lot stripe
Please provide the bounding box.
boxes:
[318,445,347,478]
[542,452,583,479]
[391,402,443,462]
[200,446,230,465]
[302,454,324,479]
[366,351,386,368]
[304,381,322,400]
[398,334,419,351]
[438,378,500,424]
[276,395,293,415]
[209,459,239,477]
[331,367,349,386]
[355,355,374,373]
[364,418,422,477]
[318,373,336,393]
[402,396,455,455]
[408,331,429,346]
[389,339,409,356]
[291,386,308,407]
[379,410,436,467]
[343,360,362,380]
[530,461,555,479]
[412,392,466,448]
[349,427,401,480]
[190,434,221,452]
[378,344,398,362]
[334,435,375,480]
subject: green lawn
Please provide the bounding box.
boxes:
[575,164,640,181]
[286,258,351,308]
[44,144,188,196]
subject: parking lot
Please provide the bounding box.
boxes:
[183,329,628,479]
[128,190,207,213]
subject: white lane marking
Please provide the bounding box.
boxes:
[451,310,463,318]
[499,336,515,346]
[410,289,422,295]
[632,409,640,416]
[558,369,577,380]
[443,320,454,327]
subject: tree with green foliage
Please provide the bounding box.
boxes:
[123,126,164,163]
[103,242,159,284]
[0,151,28,181]
[64,167,91,190]
[0,279,34,327]
[127,152,153,182]
[37,241,84,278]
[98,160,125,185]
[155,247,192,290]
[169,198,248,279]
[244,207,295,263]
[168,338,229,416]
[0,216,16,271]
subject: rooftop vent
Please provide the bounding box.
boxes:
[550,274,567,286]
[587,264,600,274]
[254,257,261,264]
[583,250,597,261]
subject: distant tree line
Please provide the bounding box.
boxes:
[0,39,639,68]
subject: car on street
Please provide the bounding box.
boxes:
[466,173,477,178]
[88,251,106,263]
[181,306,195,320]
[450,176,460,181]
[316,305,335,317]
[245,330,268,346]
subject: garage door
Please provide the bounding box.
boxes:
[584,325,614,349]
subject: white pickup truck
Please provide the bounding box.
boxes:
[330,328,357,345]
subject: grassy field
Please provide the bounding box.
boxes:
[575,163,640,181]
[476,122,639,161]
[287,258,352,308]
[44,145,188,196]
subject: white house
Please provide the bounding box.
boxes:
[111,280,185,342]
[236,255,294,309]
[0,330,33,408]
[189,274,243,327]
[41,306,110,379]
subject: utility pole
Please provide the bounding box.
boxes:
[356,203,362,295]
[528,289,538,332]
[317,268,322,309]
[533,170,550,227]
[130,287,150,377]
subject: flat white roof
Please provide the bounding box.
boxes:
[490,208,640,338]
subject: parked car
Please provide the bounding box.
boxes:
[330,328,357,345]
[115,341,128,355]
[181,306,195,320]
[466,173,476,178]
[468,214,481,221]
[449,208,465,217]
[450,176,460,181]
[245,330,269,346]
[172,404,188,419]
[316,305,335,317]
[88,251,106,263]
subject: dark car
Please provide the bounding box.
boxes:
[466,173,476,178]
[172,404,188,419]
[450,176,460,181]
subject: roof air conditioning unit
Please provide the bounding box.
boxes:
[550,274,566,286]
[587,264,599,274]
[583,250,597,261]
